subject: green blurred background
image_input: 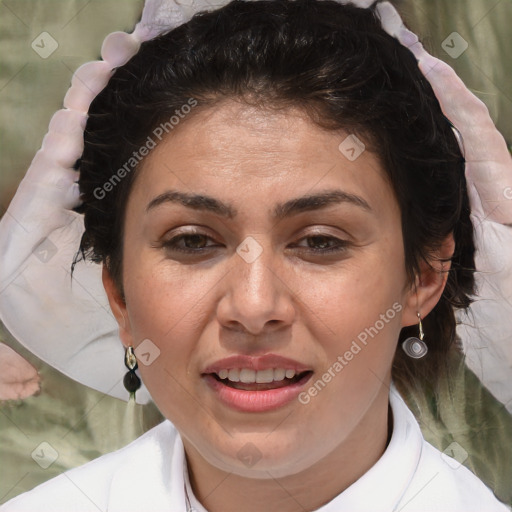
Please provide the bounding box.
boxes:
[1,0,511,507]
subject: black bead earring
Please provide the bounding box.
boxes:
[123,346,141,399]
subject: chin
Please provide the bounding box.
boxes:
[196,430,319,479]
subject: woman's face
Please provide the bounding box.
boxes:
[106,100,426,479]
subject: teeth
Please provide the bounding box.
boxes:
[227,369,240,382]
[239,369,256,383]
[255,368,274,383]
[274,368,286,381]
[217,368,300,383]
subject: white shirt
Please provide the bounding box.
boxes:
[1,386,509,512]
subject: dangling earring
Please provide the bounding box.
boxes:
[123,346,141,399]
[402,312,428,359]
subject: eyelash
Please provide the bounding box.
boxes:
[162,232,350,255]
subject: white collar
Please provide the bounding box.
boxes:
[313,384,423,511]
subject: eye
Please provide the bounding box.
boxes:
[293,235,350,254]
[162,232,219,254]
[161,231,350,257]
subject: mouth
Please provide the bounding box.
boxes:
[202,355,313,412]
[210,368,313,391]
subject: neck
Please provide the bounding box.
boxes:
[183,384,392,512]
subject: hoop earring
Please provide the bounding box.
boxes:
[402,312,428,359]
[123,346,141,399]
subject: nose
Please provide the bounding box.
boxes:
[216,239,296,336]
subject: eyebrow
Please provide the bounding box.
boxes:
[146,189,372,219]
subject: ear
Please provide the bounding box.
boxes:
[102,265,135,349]
[401,233,455,327]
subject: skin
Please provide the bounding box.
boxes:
[103,99,454,512]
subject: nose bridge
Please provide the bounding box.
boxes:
[218,235,294,333]
[235,236,279,305]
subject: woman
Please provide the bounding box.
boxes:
[0,0,510,510]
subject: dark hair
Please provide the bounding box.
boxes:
[75,0,476,389]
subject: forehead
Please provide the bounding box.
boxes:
[129,99,396,218]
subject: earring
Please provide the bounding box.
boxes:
[123,346,141,399]
[402,312,428,359]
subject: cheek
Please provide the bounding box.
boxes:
[301,245,406,399]
[304,245,405,337]
[124,253,207,335]
[122,255,225,386]
[122,262,209,419]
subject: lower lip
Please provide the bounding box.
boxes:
[203,373,312,412]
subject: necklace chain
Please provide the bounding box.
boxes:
[184,480,194,512]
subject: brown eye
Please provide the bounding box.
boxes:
[163,233,217,253]
[307,235,335,250]
[293,235,350,255]
[182,234,209,249]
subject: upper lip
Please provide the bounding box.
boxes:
[202,354,312,374]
